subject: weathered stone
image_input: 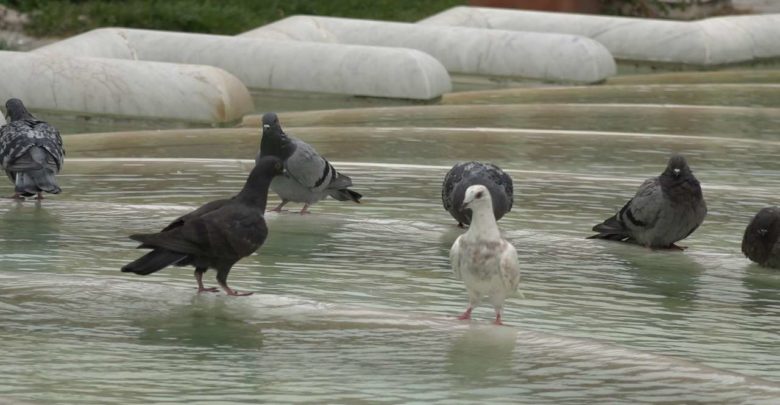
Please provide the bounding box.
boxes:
[241,16,616,83]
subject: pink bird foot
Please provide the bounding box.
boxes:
[457,307,473,320]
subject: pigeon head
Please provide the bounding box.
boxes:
[663,154,692,179]
[260,112,293,159]
[462,184,492,211]
[5,98,34,122]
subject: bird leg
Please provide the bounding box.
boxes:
[35,192,44,200]
[457,307,473,321]
[269,200,289,213]
[493,310,504,326]
[218,282,254,296]
[5,193,24,200]
[668,243,688,251]
[299,204,312,215]
[194,270,218,293]
[456,222,465,228]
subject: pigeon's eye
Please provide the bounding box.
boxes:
[475,191,484,199]
[274,163,282,171]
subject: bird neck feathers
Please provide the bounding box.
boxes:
[236,175,274,211]
[466,205,501,240]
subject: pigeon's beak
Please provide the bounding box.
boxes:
[262,124,270,130]
[673,168,681,176]
[758,228,768,236]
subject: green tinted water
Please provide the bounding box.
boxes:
[1,81,780,403]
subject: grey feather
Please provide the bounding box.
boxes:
[0,99,64,197]
[742,206,780,269]
[256,112,362,209]
[589,154,707,248]
[442,161,513,226]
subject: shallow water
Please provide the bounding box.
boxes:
[2,113,780,403]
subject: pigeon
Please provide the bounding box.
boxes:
[742,206,780,269]
[588,154,707,249]
[450,184,521,325]
[0,98,65,200]
[121,156,284,296]
[442,161,513,227]
[257,112,362,214]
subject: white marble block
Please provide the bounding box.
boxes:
[0,51,253,122]
[35,28,451,100]
[240,15,616,83]
[420,6,780,67]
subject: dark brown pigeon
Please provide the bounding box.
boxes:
[121,156,284,296]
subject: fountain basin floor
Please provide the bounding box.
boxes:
[1,120,779,404]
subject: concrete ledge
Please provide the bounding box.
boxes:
[0,51,253,123]
[239,103,780,140]
[240,15,616,83]
[35,28,451,100]
[607,69,780,85]
[420,6,780,67]
[440,84,780,107]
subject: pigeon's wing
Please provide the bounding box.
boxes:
[32,121,65,172]
[133,206,267,259]
[285,138,341,193]
[442,162,468,212]
[620,177,664,229]
[486,163,514,211]
[160,198,232,232]
[499,240,520,292]
[449,235,464,280]
[0,120,64,173]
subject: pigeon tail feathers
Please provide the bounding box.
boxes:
[121,249,188,275]
[328,188,362,203]
[588,213,629,240]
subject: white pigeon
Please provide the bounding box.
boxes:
[449,184,520,325]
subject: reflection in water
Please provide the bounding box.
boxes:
[619,249,703,312]
[447,325,518,381]
[741,264,780,315]
[134,296,264,349]
[1,202,63,267]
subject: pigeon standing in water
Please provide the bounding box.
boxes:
[742,207,780,269]
[442,161,513,227]
[588,154,707,249]
[0,98,64,200]
[450,184,520,325]
[121,156,284,296]
[257,112,362,214]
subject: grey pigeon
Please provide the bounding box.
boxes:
[588,154,707,249]
[450,184,520,325]
[0,98,64,200]
[121,156,284,296]
[442,161,513,227]
[742,207,780,269]
[257,112,361,214]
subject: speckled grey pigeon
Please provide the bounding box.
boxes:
[122,156,284,296]
[0,98,64,200]
[588,154,706,249]
[742,207,780,269]
[450,184,520,325]
[442,161,513,227]
[256,112,361,214]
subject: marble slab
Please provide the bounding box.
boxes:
[420,6,780,67]
[35,28,451,100]
[240,15,616,84]
[0,51,253,123]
